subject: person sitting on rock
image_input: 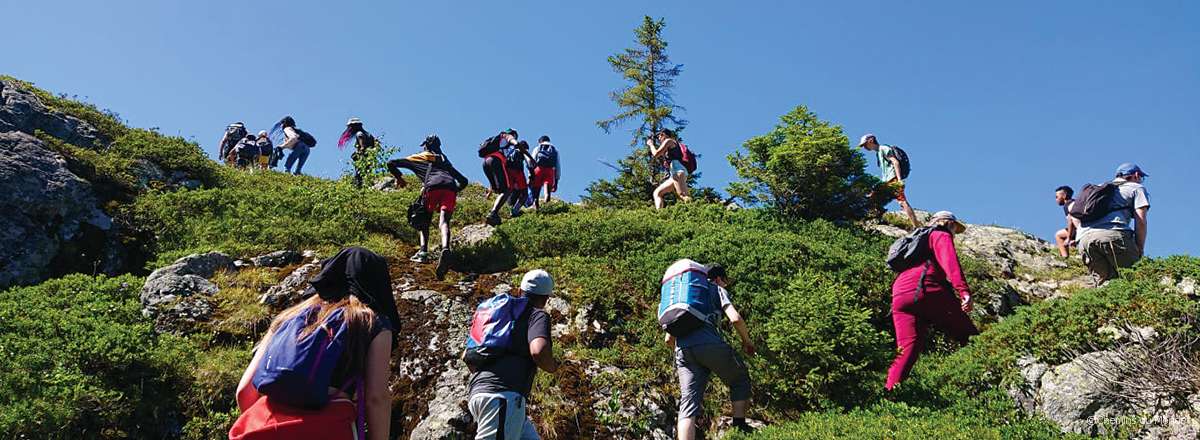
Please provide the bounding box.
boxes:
[1054,185,1077,258]
[886,211,978,391]
[386,135,469,279]
[666,263,756,439]
[232,247,399,440]
[466,270,557,440]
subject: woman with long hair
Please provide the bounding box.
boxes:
[647,129,691,209]
[338,117,378,188]
[270,115,314,175]
[232,247,398,440]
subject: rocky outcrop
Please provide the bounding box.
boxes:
[250,250,303,268]
[0,132,116,288]
[451,225,516,274]
[0,78,104,148]
[259,262,321,307]
[397,289,476,439]
[140,252,234,333]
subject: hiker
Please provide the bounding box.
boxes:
[232,134,260,170]
[255,131,274,170]
[1073,163,1151,284]
[339,118,378,188]
[271,116,317,175]
[859,134,919,228]
[387,135,469,280]
[528,135,560,210]
[505,140,535,218]
[465,269,557,440]
[480,129,518,226]
[218,122,247,166]
[232,247,399,440]
[1054,186,1077,258]
[886,211,978,391]
[647,129,692,209]
[659,261,755,438]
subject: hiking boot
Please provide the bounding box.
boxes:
[485,213,502,226]
[409,250,431,263]
[435,249,454,280]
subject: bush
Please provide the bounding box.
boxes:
[727,105,879,221]
[0,275,195,439]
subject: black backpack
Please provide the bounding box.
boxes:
[535,144,558,168]
[1069,182,1126,223]
[295,128,317,148]
[885,226,936,272]
[478,136,502,158]
[888,145,912,180]
[222,126,246,153]
[236,138,259,159]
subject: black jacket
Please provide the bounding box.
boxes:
[388,152,469,192]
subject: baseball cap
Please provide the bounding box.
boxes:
[346,117,363,126]
[1115,163,1148,177]
[858,134,876,147]
[929,211,967,234]
[520,269,554,296]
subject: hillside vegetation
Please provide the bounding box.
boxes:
[1,77,1196,439]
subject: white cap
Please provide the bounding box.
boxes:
[858,133,875,147]
[347,117,362,126]
[929,211,967,234]
[520,269,554,296]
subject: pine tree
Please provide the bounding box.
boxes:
[586,16,687,207]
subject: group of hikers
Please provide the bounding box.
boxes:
[217,117,319,175]
[224,129,1150,440]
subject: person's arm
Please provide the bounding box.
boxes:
[364,330,393,440]
[648,138,667,158]
[1135,207,1149,252]
[1065,214,1076,239]
[529,337,557,373]
[931,232,973,312]
[449,164,470,191]
[888,156,904,184]
[664,332,675,347]
[386,158,413,187]
[235,330,273,411]
[278,127,299,149]
[723,305,755,356]
[218,133,230,156]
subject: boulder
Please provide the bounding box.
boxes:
[451,224,516,274]
[260,262,321,308]
[0,131,115,288]
[371,176,398,191]
[251,250,303,268]
[140,252,234,333]
[0,78,104,148]
[398,289,476,439]
[408,361,473,440]
[1035,350,1127,435]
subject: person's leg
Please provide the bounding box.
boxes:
[890,181,919,228]
[284,149,297,173]
[696,343,752,431]
[467,393,505,440]
[1113,231,1142,269]
[418,229,429,253]
[654,179,675,210]
[1055,229,1071,258]
[293,145,310,175]
[886,299,928,390]
[1080,233,1119,285]
[672,171,692,202]
[675,348,710,440]
[440,209,452,250]
[504,392,540,440]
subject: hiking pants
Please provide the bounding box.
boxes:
[285,143,311,175]
[1079,229,1141,285]
[886,289,978,390]
[468,392,539,440]
[674,343,752,420]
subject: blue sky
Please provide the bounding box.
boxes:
[5,1,1197,256]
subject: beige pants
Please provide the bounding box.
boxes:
[1079,229,1141,285]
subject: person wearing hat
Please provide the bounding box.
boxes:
[255,130,274,170]
[886,211,978,391]
[467,269,557,440]
[859,134,919,228]
[387,135,470,277]
[218,121,247,166]
[338,117,379,188]
[667,263,756,438]
[1077,163,1151,284]
[233,247,396,440]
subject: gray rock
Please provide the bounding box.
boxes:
[371,176,398,191]
[260,262,321,308]
[399,289,476,439]
[451,224,516,274]
[140,252,234,333]
[0,78,104,148]
[251,250,303,268]
[408,361,473,440]
[0,131,115,288]
[1035,350,1127,435]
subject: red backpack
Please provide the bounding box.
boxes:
[678,143,697,174]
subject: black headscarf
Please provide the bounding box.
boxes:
[306,247,400,345]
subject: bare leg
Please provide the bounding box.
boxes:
[417,229,429,253]
[672,171,692,202]
[439,210,452,250]
[899,200,919,229]
[488,192,507,217]
[676,417,696,440]
[1055,229,1071,258]
[654,179,675,209]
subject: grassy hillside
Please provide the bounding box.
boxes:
[2,78,1196,439]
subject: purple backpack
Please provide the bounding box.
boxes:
[463,293,529,367]
[252,307,356,409]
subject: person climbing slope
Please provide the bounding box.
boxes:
[218,122,247,166]
[232,247,398,440]
[231,134,260,170]
[387,135,469,280]
[885,211,978,391]
[648,129,693,209]
[505,140,535,218]
[270,116,317,175]
[528,135,560,211]
[1053,185,1077,258]
[338,117,378,188]
[480,129,518,225]
[256,131,274,170]
[860,134,919,229]
[1072,163,1151,285]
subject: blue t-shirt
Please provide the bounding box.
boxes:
[674,286,733,348]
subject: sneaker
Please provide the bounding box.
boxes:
[485,213,502,226]
[435,249,454,280]
[409,251,431,263]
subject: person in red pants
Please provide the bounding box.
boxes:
[886,211,979,391]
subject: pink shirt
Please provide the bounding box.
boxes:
[891,230,971,300]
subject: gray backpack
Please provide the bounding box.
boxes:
[885,226,936,272]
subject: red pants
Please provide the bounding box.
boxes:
[530,167,556,193]
[886,289,978,390]
[424,188,457,214]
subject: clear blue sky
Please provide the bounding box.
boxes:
[5,1,1197,256]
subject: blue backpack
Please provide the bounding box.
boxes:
[657,259,719,337]
[252,307,353,409]
[463,293,529,367]
[534,144,558,168]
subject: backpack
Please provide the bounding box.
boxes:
[657,259,719,338]
[534,144,558,168]
[1069,182,1126,223]
[885,145,911,180]
[463,293,529,367]
[678,143,697,174]
[258,138,274,156]
[222,125,246,155]
[237,138,259,159]
[295,128,318,148]
[885,226,937,272]
[252,307,352,409]
[478,136,502,158]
